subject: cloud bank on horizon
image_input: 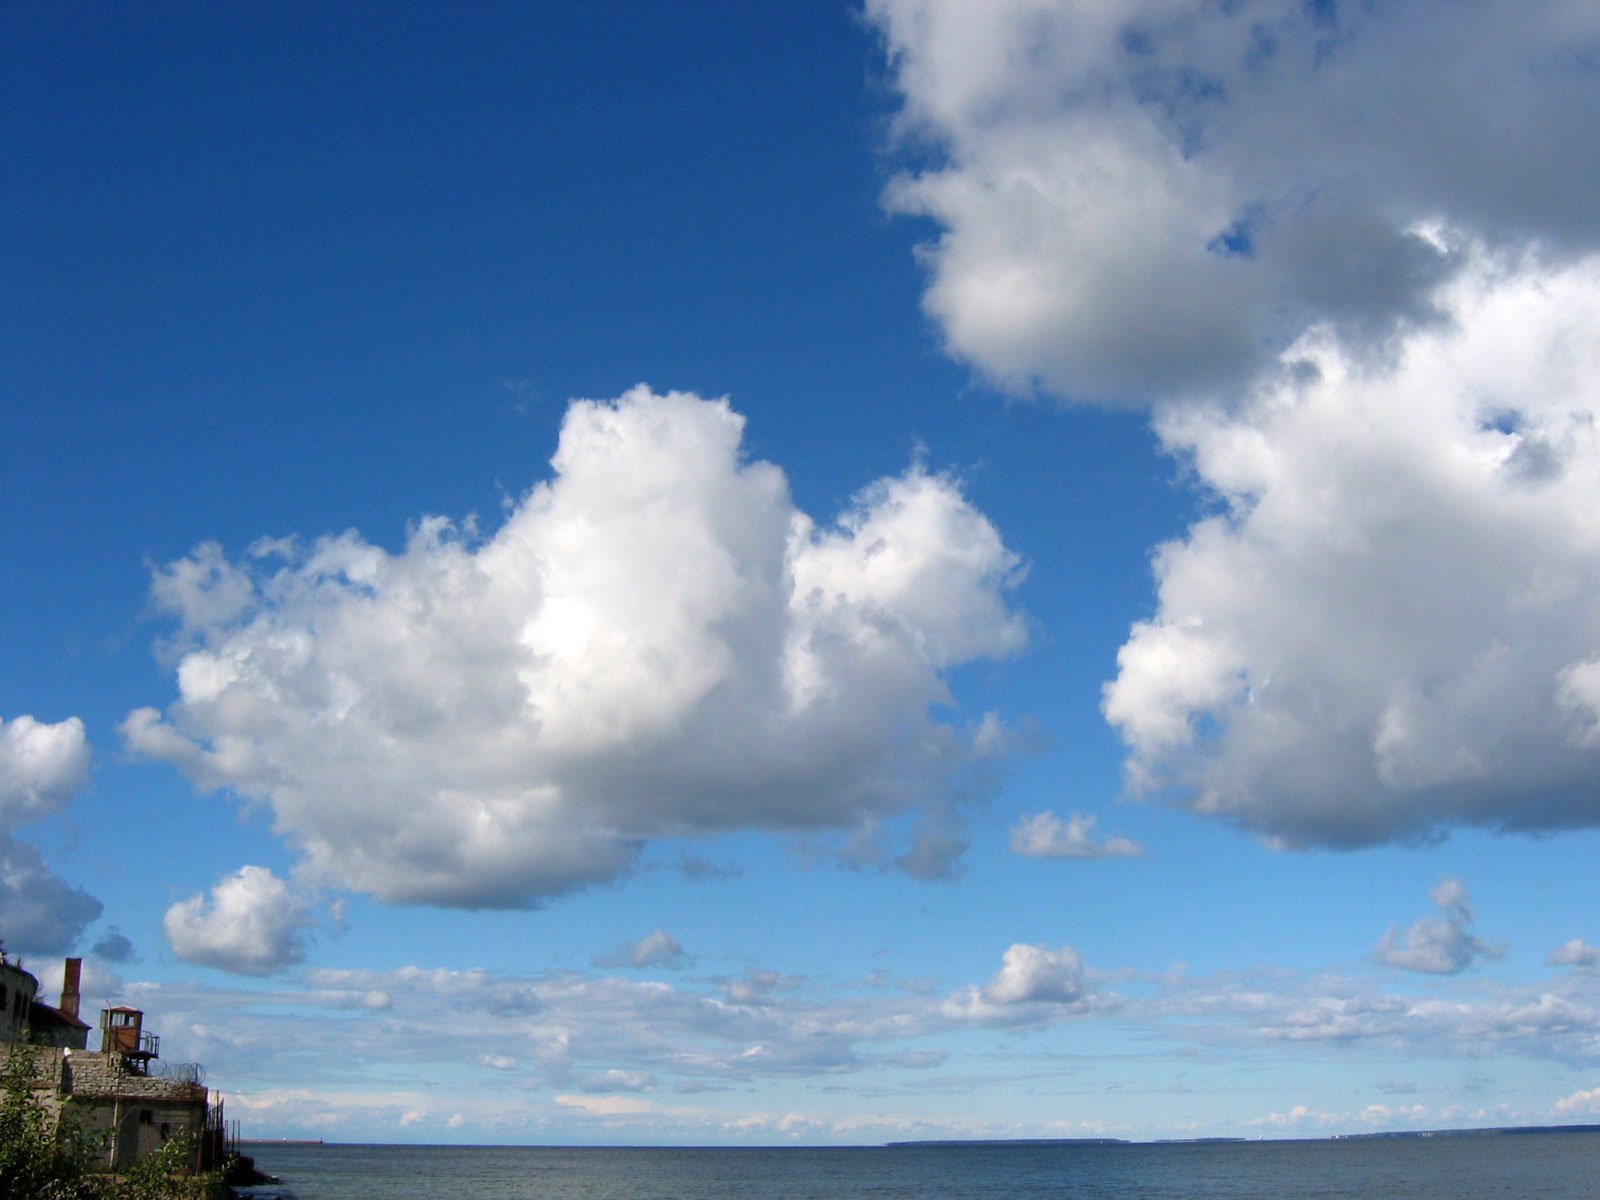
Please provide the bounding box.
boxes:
[873,0,1600,848]
[124,387,1025,908]
[62,896,1600,1141]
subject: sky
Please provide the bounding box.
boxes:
[5,0,1600,1146]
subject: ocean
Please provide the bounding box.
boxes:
[239,1133,1600,1199]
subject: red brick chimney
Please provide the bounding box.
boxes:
[60,957,82,1021]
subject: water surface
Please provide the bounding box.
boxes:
[241,1134,1600,1200]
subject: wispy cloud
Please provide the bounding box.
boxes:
[1373,879,1503,976]
[1010,811,1143,860]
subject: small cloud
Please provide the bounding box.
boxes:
[722,968,798,1006]
[1373,877,1503,975]
[0,714,90,823]
[91,928,136,963]
[944,943,1093,1024]
[163,865,315,976]
[1547,938,1600,969]
[593,929,689,970]
[673,1081,732,1095]
[481,1054,517,1072]
[678,852,741,882]
[1553,1086,1600,1117]
[1009,811,1143,860]
[577,1069,655,1094]
[327,897,350,937]
[983,943,1086,1005]
[1360,1103,1428,1127]
[888,1049,948,1069]
[1251,1104,1339,1130]
[554,1093,658,1117]
[895,812,970,882]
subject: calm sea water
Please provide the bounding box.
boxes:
[239,1134,1600,1200]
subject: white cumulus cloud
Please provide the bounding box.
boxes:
[0,713,101,953]
[0,714,90,825]
[870,0,1600,405]
[1553,1085,1600,1116]
[1009,811,1143,859]
[871,2,1600,853]
[984,943,1086,1005]
[163,865,315,976]
[124,388,1025,907]
[1103,252,1600,846]
[945,942,1093,1024]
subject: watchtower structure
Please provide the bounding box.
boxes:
[100,1006,159,1073]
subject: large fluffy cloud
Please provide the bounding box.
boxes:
[873,2,1600,849]
[0,714,101,953]
[164,866,315,976]
[1103,253,1600,845]
[871,0,1600,404]
[124,389,1025,906]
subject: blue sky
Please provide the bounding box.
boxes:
[6,0,1600,1144]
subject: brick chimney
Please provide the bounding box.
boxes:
[60,956,82,1021]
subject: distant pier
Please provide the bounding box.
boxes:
[240,1138,326,1146]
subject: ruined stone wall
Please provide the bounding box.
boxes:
[1,1044,208,1171]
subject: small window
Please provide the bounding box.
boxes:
[139,1109,153,1125]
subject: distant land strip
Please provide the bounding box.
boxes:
[890,1124,1600,1148]
[240,1138,326,1146]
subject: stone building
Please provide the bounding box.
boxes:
[1,954,226,1171]
[0,953,40,1042]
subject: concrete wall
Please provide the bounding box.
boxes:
[71,1094,208,1171]
[0,1044,209,1172]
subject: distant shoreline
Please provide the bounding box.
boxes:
[889,1124,1600,1147]
[240,1138,326,1146]
[237,1123,1600,1151]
